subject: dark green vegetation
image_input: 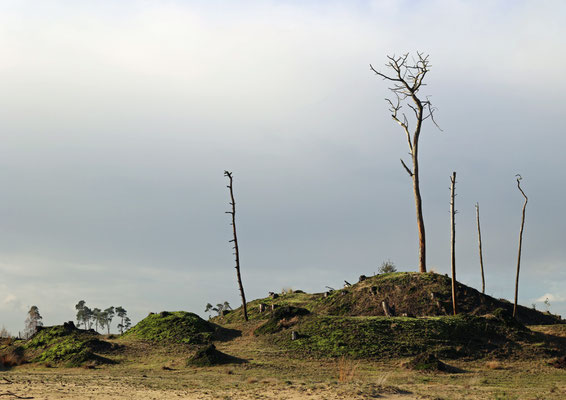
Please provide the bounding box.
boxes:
[122,311,214,344]
[219,273,565,360]
[265,312,559,360]
[1,323,118,368]
[404,352,451,372]
[186,344,244,367]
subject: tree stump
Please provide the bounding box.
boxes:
[382,300,393,317]
[259,304,266,313]
[291,331,299,341]
[271,304,277,311]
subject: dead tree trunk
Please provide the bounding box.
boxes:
[371,53,441,273]
[450,172,457,315]
[513,175,528,319]
[475,202,486,294]
[382,300,393,317]
[224,171,248,321]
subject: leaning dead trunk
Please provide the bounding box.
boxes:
[475,203,486,294]
[450,172,457,315]
[224,171,248,321]
[513,175,528,319]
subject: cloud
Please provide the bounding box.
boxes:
[0,293,25,312]
[535,293,566,304]
[0,0,566,334]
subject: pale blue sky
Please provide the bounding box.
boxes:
[1,0,565,334]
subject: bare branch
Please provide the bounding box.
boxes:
[371,52,437,274]
[400,159,413,177]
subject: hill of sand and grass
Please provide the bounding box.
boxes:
[1,272,566,399]
[221,272,561,325]
[217,272,564,361]
[2,272,564,371]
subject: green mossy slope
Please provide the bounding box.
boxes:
[123,311,214,344]
[264,313,558,360]
[22,325,116,367]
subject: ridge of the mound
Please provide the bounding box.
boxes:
[220,272,562,325]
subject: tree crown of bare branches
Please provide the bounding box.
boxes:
[370,52,441,148]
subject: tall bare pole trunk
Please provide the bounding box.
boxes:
[513,175,528,319]
[371,53,440,273]
[475,203,486,294]
[224,171,248,321]
[413,148,426,273]
[450,172,457,315]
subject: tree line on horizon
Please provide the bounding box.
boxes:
[75,301,131,334]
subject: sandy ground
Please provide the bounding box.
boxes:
[0,370,417,400]
[2,323,565,399]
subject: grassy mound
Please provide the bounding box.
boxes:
[20,324,116,367]
[186,344,244,367]
[123,311,214,344]
[261,312,562,360]
[221,273,562,325]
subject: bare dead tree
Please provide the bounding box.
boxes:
[450,172,457,315]
[224,171,248,321]
[513,175,528,319]
[370,53,440,273]
[475,202,486,294]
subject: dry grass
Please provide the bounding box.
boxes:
[485,360,503,370]
[375,373,390,386]
[0,352,25,367]
[278,316,299,328]
[337,356,359,383]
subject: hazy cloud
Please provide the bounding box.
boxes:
[0,0,565,332]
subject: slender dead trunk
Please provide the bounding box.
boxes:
[450,172,457,315]
[475,203,486,294]
[513,176,528,319]
[371,53,439,274]
[224,171,249,321]
[412,143,426,273]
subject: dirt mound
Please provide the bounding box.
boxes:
[315,273,562,325]
[221,273,562,326]
[404,352,450,372]
[186,344,245,367]
[123,311,214,344]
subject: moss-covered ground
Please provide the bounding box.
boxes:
[0,325,118,367]
[121,311,214,344]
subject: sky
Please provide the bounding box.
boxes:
[1,0,566,334]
